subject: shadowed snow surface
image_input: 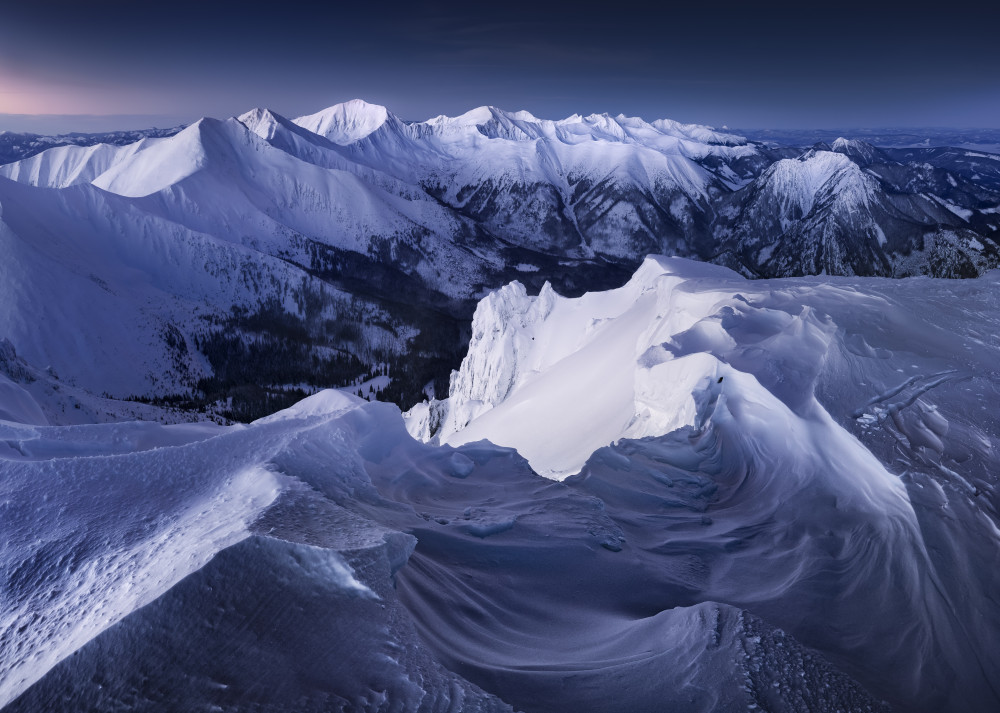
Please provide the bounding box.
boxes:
[3,259,1000,712]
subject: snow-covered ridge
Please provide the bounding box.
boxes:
[757,150,879,218]
[408,256,892,487]
[0,98,997,425]
[0,140,156,189]
[398,254,1000,710]
[294,99,391,145]
[2,98,994,283]
[407,252,999,495]
[4,259,1000,711]
[401,103,747,148]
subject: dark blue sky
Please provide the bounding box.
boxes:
[1,0,998,132]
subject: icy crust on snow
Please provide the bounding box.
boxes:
[0,421,282,705]
[0,391,513,712]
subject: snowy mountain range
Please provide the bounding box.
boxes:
[3,256,998,712]
[3,101,1000,710]
[1,100,999,420]
[0,126,183,166]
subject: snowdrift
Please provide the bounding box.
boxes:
[3,258,1000,712]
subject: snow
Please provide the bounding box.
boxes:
[873,222,887,246]
[0,420,284,706]
[92,120,210,197]
[759,151,877,219]
[284,100,759,258]
[293,99,391,145]
[1,102,1000,710]
[12,100,978,410]
[423,256,905,500]
[4,256,1000,710]
[398,256,1000,711]
[830,136,879,163]
[0,140,154,189]
[929,193,974,220]
[255,388,358,423]
[0,373,47,426]
[0,103,517,399]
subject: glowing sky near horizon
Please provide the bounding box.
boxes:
[1,0,998,132]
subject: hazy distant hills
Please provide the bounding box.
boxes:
[0,126,184,166]
[1,100,998,419]
[735,126,1000,152]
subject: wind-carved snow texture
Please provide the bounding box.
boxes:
[405,256,1000,712]
[0,392,514,712]
[3,258,998,711]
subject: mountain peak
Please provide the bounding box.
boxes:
[424,106,497,127]
[237,107,288,140]
[238,107,278,122]
[293,99,392,145]
[830,136,882,165]
[753,150,877,219]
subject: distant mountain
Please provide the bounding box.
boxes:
[0,126,184,166]
[735,126,1000,152]
[712,142,1000,277]
[1,101,998,419]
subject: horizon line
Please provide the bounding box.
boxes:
[3,109,1000,136]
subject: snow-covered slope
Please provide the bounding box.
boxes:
[0,111,517,414]
[2,388,895,713]
[4,258,1000,712]
[0,391,516,712]
[1,101,998,423]
[0,126,182,167]
[293,101,758,258]
[405,256,1000,711]
[294,98,392,145]
[714,146,1000,277]
[416,259,739,477]
[0,140,157,189]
